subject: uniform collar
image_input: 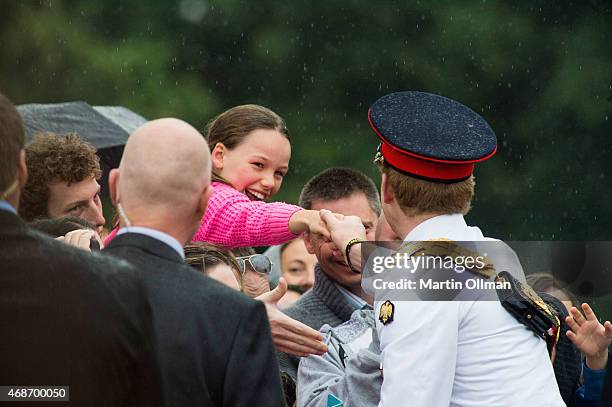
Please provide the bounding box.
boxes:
[117,226,184,259]
[404,213,485,241]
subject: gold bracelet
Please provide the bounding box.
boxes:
[345,238,364,273]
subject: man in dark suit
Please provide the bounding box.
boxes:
[104,118,284,407]
[0,92,163,405]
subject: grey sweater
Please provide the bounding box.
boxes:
[278,265,358,380]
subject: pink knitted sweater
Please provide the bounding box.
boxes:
[192,181,302,249]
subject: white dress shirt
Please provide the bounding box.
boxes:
[376,214,565,407]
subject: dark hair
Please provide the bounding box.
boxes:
[0,92,25,192]
[19,133,101,221]
[299,167,381,216]
[184,242,241,285]
[526,272,580,308]
[29,216,95,238]
[204,104,290,184]
[280,241,292,255]
[231,246,256,257]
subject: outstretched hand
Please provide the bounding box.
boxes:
[319,209,366,258]
[566,302,612,370]
[289,209,331,239]
[256,277,328,357]
[308,214,332,240]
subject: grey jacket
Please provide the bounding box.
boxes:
[278,265,358,380]
[297,310,382,407]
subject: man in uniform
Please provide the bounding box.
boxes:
[321,91,564,406]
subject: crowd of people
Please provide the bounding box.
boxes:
[1,89,611,406]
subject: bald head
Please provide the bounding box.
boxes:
[115,118,211,225]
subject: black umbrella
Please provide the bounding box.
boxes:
[17,101,147,195]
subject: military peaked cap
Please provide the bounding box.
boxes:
[369,91,497,183]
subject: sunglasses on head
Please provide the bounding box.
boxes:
[236,254,272,275]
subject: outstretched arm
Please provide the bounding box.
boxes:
[319,209,366,272]
[195,183,329,248]
[256,278,328,357]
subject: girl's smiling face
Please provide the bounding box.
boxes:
[212,128,291,201]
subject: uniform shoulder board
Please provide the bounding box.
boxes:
[496,271,561,354]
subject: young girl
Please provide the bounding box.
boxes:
[192,104,326,249]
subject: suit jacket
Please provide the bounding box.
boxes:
[105,232,284,407]
[0,210,163,406]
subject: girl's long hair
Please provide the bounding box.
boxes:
[204,104,290,186]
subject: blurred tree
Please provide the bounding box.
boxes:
[0,0,610,241]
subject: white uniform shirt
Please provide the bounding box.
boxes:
[375,214,565,407]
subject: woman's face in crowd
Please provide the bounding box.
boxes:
[281,238,317,291]
[213,129,290,201]
[206,263,241,291]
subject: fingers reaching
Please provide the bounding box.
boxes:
[257,277,287,304]
[570,306,586,326]
[604,321,612,338]
[311,220,331,239]
[58,229,96,251]
[273,339,325,357]
[268,310,327,356]
[319,209,337,227]
[582,303,597,321]
[565,315,580,333]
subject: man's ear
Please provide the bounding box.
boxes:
[108,169,120,205]
[381,173,395,204]
[303,232,316,254]
[211,143,226,171]
[17,149,27,189]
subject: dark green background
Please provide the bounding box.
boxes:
[1,1,610,242]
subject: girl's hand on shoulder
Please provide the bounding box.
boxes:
[56,229,103,251]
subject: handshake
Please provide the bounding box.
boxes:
[289,208,367,244]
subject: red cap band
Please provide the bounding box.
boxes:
[381,142,475,181]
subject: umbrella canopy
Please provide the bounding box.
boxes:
[17,101,147,195]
